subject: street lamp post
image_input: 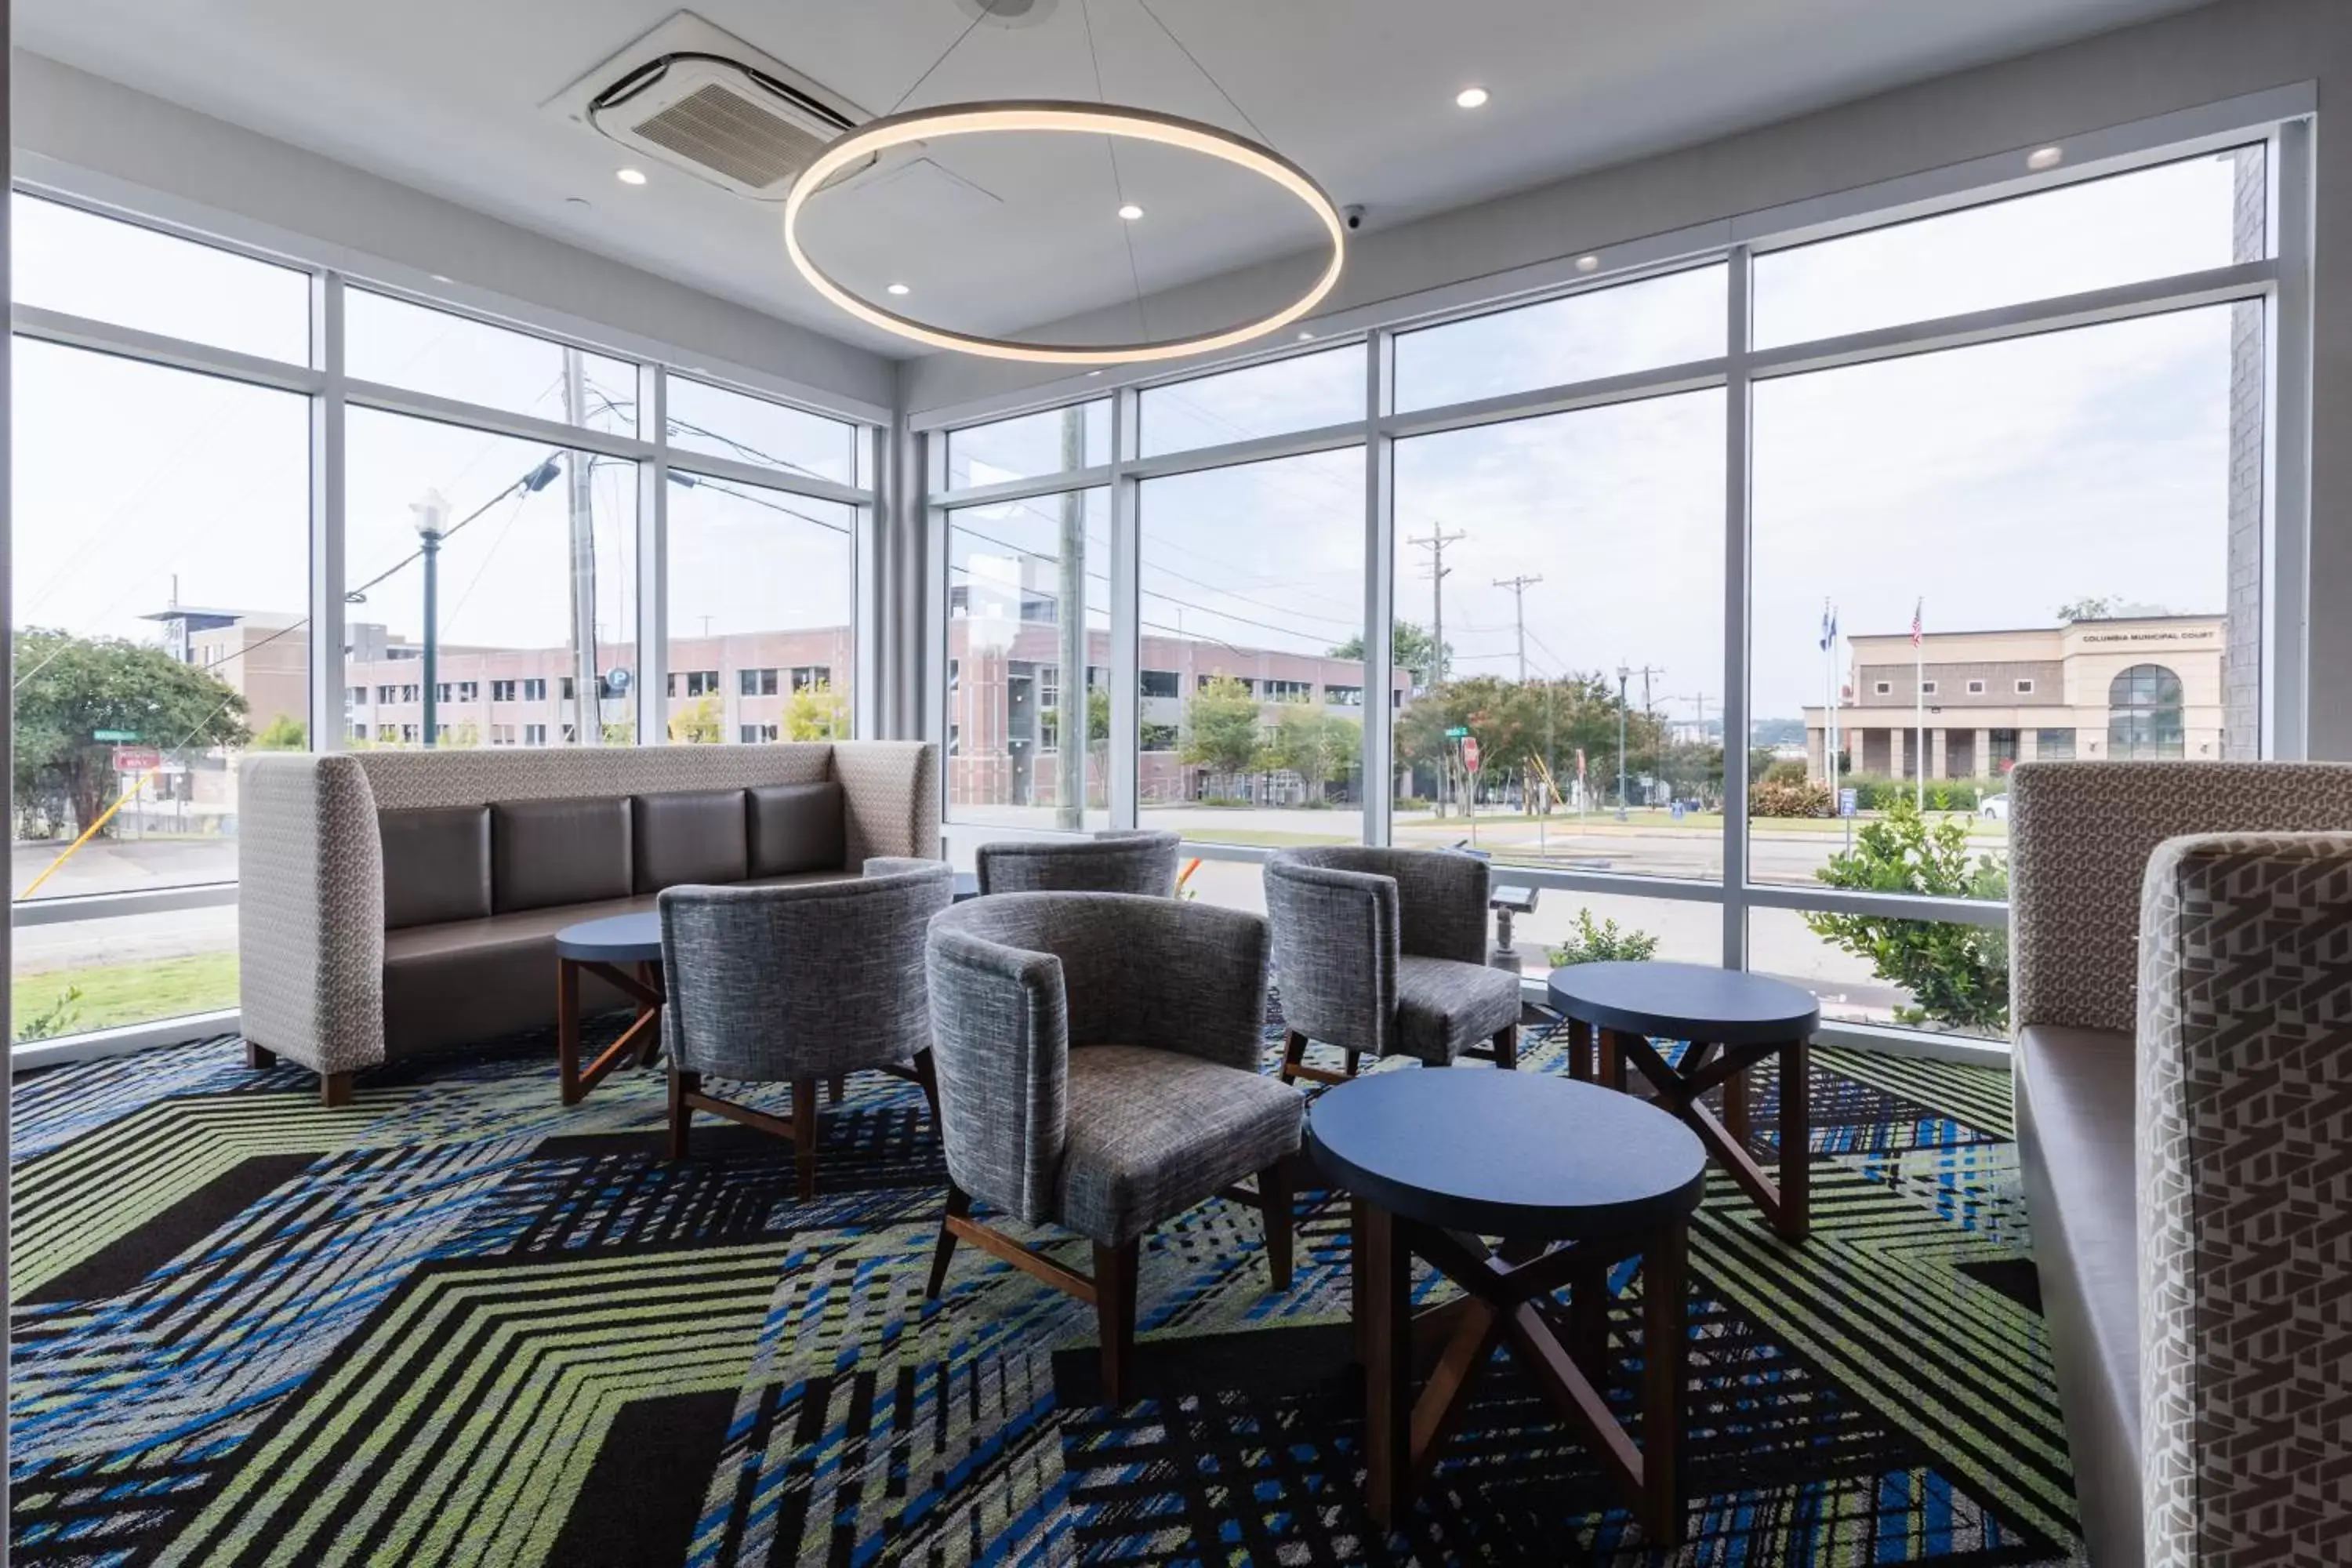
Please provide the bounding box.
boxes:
[1616,663,1630,822]
[412,489,450,749]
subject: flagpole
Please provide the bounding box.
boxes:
[1915,597,1926,814]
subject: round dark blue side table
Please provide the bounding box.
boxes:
[1307,1069,1707,1544]
[1545,960,1820,1243]
[553,911,666,1105]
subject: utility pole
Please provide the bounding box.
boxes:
[1494,574,1543,683]
[561,349,603,745]
[1628,662,1665,807]
[1495,573,1545,816]
[1055,406,1087,829]
[1409,528,1465,812]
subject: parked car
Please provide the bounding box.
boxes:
[1980,793,2010,821]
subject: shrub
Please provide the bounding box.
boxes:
[1548,908,1661,967]
[1803,796,2009,1033]
[1749,780,1832,818]
[1196,794,1254,808]
[1762,758,1811,786]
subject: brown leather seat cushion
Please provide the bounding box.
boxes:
[633,789,750,893]
[380,872,862,1062]
[379,805,492,930]
[2015,1022,2142,1568]
[492,797,633,913]
[747,782,846,877]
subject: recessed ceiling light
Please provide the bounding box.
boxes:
[2027,145,2063,171]
[1455,86,1490,109]
[1574,254,1600,273]
[1117,202,1145,220]
[1297,330,1315,340]
[1086,369,1104,376]
[615,167,648,186]
[887,282,912,296]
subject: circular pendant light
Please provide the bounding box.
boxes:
[782,100,1347,365]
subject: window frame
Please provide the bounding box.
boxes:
[7,183,886,1054]
[915,103,2311,1065]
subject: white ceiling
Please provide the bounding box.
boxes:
[16,0,2214,357]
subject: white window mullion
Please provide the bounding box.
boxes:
[1363,332,1396,847]
[1109,388,1142,829]
[1720,247,1753,971]
[636,362,668,745]
[309,273,347,753]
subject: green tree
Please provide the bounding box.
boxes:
[784,681,848,740]
[2056,595,2116,622]
[1088,684,1111,743]
[252,715,308,750]
[1329,621,1450,691]
[1804,795,2009,1033]
[1182,674,1263,783]
[1265,706,1361,804]
[667,695,724,744]
[12,628,250,839]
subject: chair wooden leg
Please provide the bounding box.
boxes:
[320,1071,354,1109]
[1344,1049,1363,1077]
[927,1184,969,1301]
[791,1076,819,1202]
[1094,1239,1140,1406]
[1491,1024,1519,1070]
[667,1069,698,1161]
[827,1073,846,1104]
[245,1040,277,1071]
[1278,1029,1310,1085]
[911,1048,943,1133]
[1259,1156,1294,1291]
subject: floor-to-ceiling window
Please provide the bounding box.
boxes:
[9,192,880,1049]
[923,130,2294,1054]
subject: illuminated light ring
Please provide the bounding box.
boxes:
[783,100,1346,365]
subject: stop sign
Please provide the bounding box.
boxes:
[1461,737,1482,773]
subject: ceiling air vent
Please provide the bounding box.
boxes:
[546,13,867,201]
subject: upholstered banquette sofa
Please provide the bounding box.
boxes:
[238,742,938,1104]
[2007,760,2352,1568]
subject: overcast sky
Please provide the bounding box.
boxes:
[14,148,2246,724]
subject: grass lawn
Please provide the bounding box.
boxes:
[14,950,238,1040]
[1403,809,2007,839]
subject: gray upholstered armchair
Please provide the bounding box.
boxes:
[659,857,953,1200]
[1262,846,1520,1085]
[975,829,1182,896]
[922,891,1302,1402]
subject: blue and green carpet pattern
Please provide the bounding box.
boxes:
[8,1011,2077,1565]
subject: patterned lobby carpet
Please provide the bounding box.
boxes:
[9,1012,2078,1566]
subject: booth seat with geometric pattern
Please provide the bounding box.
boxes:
[2007,760,2352,1568]
[237,742,938,1105]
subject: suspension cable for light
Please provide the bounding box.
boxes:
[782,100,1344,365]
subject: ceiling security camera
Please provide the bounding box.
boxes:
[1343,205,1367,231]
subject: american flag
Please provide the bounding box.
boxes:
[1911,598,1924,648]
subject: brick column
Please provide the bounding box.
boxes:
[1929,728,1948,779]
[1889,727,1907,780]
[1973,728,1993,779]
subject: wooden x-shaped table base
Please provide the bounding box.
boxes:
[1566,1019,1810,1243]
[556,958,666,1105]
[1353,1198,1688,1545]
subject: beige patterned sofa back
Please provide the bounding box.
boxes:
[238,742,938,1078]
[2007,760,2352,1033]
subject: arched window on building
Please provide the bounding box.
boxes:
[2107,664,2185,759]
